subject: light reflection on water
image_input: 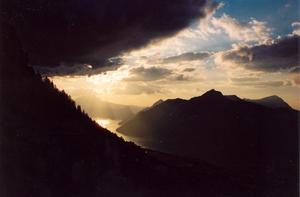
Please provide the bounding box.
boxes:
[95,118,120,133]
[95,118,152,149]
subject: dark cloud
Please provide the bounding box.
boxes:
[163,52,211,64]
[33,64,122,77]
[232,80,290,88]
[289,66,300,74]
[124,66,194,82]
[222,35,299,72]
[0,0,218,75]
[182,68,196,72]
[124,66,172,81]
[172,74,190,81]
[33,57,123,76]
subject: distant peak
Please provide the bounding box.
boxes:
[202,89,223,97]
[226,95,241,101]
[258,95,286,103]
[245,95,292,109]
[265,95,282,100]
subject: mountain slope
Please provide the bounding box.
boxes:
[117,89,299,196]
[245,95,292,109]
[0,23,256,197]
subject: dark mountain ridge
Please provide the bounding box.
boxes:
[118,89,299,196]
[245,95,292,109]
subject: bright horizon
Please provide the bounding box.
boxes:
[51,73,300,110]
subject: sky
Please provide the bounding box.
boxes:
[3,0,297,111]
[46,0,300,111]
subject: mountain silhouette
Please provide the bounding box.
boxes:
[0,23,261,197]
[150,99,164,108]
[245,95,292,109]
[117,89,299,196]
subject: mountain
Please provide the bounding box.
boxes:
[139,99,164,113]
[75,96,143,121]
[245,95,292,109]
[117,89,299,195]
[0,23,257,197]
[151,99,164,107]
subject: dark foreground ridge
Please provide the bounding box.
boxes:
[0,23,260,197]
[118,89,299,196]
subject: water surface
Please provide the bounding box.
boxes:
[95,118,154,149]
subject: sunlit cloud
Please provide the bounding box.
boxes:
[289,66,300,85]
[231,77,261,82]
[112,83,165,95]
[231,79,292,88]
[292,22,300,36]
[120,2,273,68]
[211,14,272,44]
[215,35,299,72]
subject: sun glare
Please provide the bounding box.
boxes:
[86,69,129,84]
[95,118,111,128]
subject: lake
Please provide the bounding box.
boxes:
[95,118,154,149]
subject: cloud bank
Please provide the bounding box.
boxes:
[124,66,173,81]
[219,35,299,72]
[211,14,272,43]
[1,0,218,75]
[162,52,212,64]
